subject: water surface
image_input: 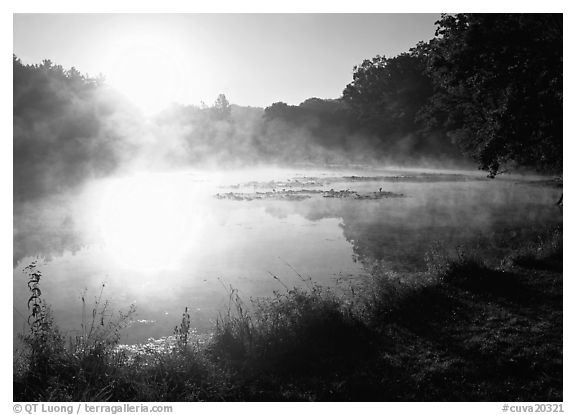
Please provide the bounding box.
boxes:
[13,167,562,343]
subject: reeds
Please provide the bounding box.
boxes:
[13,227,563,401]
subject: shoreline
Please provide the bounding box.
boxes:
[14,226,562,401]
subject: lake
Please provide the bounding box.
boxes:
[13,166,562,344]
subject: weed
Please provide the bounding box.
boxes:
[425,243,492,286]
[503,226,562,271]
[212,279,373,377]
[173,307,192,352]
[14,228,563,401]
[14,262,137,401]
[18,262,66,382]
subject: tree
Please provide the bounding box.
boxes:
[341,52,462,159]
[423,14,562,176]
[212,93,231,120]
[342,53,434,136]
[13,55,127,203]
[264,102,293,121]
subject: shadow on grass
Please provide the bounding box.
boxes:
[504,226,562,272]
[210,285,377,377]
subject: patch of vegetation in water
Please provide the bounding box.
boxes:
[215,189,324,201]
[215,188,405,201]
[353,190,405,200]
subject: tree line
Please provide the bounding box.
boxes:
[266,14,562,176]
[14,13,562,203]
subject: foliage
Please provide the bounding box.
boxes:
[338,51,463,160]
[212,94,232,120]
[14,262,137,401]
[424,243,491,286]
[503,225,563,270]
[173,307,192,352]
[343,53,433,135]
[211,279,375,388]
[14,229,563,401]
[262,94,463,163]
[263,98,355,151]
[13,55,132,203]
[74,283,136,358]
[422,14,562,176]
[19,262,66,381]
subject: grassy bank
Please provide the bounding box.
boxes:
[13,227,562,401]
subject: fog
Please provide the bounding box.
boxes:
[13,165,561,342]
[11,13,566,403]
[13,55,475,208]
[13,56,562,344]
[12,55,474,268]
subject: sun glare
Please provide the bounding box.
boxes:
[92,173,205,272]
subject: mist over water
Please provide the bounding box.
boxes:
[12,14,566,403]
[12,47,562,347]
[13,166,562,343]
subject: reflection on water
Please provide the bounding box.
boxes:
[13,167,562,343]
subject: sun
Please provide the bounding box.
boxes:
[104,37,189,115]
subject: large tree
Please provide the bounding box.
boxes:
[342,53,434,137]
[341,52,463,159]
[423,14,562,176]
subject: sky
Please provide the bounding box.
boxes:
[13,13,440,113]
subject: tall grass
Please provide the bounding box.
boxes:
[211,280,373,376]
[14,262,138,400]
[13,262,230,401]
[14,227,563,401]
[503,225,562,270]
